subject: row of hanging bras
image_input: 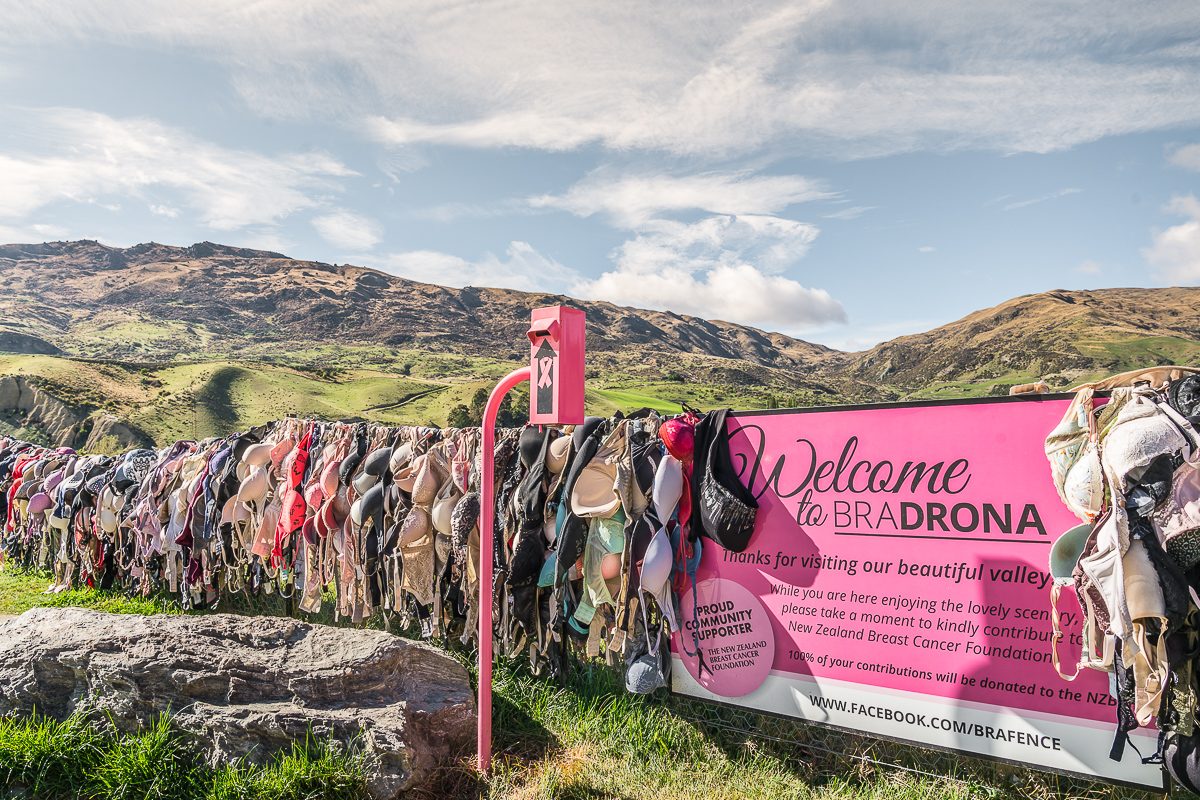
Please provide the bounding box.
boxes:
[0,408,736,695]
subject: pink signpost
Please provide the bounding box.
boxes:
[477,306,585,772]
[669,397,1164,789]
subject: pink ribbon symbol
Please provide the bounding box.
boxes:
[537,357,554,388]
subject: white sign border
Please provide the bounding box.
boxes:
[672,660,1165,791]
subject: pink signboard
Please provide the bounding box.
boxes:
[670,396,1164,789]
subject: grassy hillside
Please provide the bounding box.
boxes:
[850,288,1200,393]
[5,241,1200,445]
[0,352,816,446]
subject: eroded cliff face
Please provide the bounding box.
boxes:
[0,375,151,451]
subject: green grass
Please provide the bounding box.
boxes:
[69,311,218,358]
[0,713,368,800]
[473,655,1154,800]
[0,566,1147,800]
[0,352,831,444]
[587,382,820,418]
[0,569,178,617]
[590,387,688,415]
[1074,333,1200,369]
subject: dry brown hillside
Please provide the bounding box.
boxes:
[0,240,835,370]
[2,240,1200,406]
[848,288,1200,391]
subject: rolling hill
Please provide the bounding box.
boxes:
[1,239,1198,449]
[848,288,1200,398]
[0,240,835,369]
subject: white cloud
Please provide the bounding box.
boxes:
[409,201,520,223]
[1169,143,1200,171]
[529,170,830,228]
[1002,187,1082,211]
[311,209,382,250]
[917,245,936,253]
[4,2,1199,158]
[219,228,292,254]
[808,318,940,352]
[1144,195,1200,283]
[0,107,354,231]
[376,241,579,292]
[1077,259,1102,274]
[0,222,68,243]
[571,214,843,331]
[148,204,180,218]
[576,263,844,332]
[613,215,820,274]
[823,205,875,220]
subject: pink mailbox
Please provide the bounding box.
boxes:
[527,305,585,425]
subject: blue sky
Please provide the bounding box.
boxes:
[1,2,1198,350]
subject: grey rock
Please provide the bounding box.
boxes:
[0,608,476,799]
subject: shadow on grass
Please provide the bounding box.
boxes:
[493,687,559,761]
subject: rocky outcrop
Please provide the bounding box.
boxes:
[0,375,151,451]
[83,413,152,452]
[0,375,86,447]
[0,608,476,799]
[0,330,60,355]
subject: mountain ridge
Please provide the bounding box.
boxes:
[3,240,1200,441]
[0,239,836,370]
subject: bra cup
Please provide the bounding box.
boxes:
[652,455,683,522]
[412,455,439,506]
[242,442,272,467]
[269,437,296,472]
[363,447,393,477]
[389,443,414,476]
[321,461,340,495]
[220,495,238,526]
[639,526,678,631]
[331,494,351,526]
[44,469,64,493]
[28,491,52,516]
[353,471,378,496]
[601,552,622,581]
[238,467,268,505]
[359,483,385,528]
[1063,449,1104,521]
[320,495,350,533]
[640,526,673,592]
[431,480,463,536]
[400,506,432,546]
[102,508,119,533]
[288,448,307,486]
[394,465,417,493]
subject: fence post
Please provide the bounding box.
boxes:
[477,366,531,773]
